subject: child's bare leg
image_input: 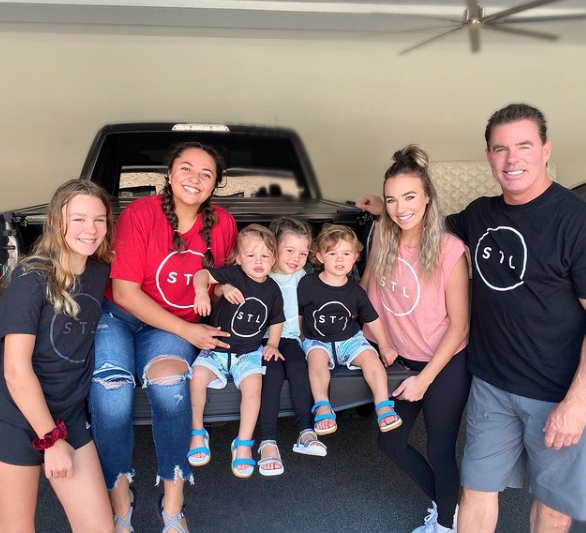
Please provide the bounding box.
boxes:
[236,373,262,470]
[353,349,400,428]
[307,349,335,432]
[0,461,39,533]
[51,442,114,533]
[188,366,215,459]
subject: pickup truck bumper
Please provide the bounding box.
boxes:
[131,363,415,424]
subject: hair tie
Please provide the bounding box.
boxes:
[393,151,413,165]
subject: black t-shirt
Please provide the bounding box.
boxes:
[208,265,285,355]
[446,183,586,402]
[0,259,110,428]
[298,273,379,342]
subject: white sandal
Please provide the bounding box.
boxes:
[258,440,285,477]
[292,429,327,457]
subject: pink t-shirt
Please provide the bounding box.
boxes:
[364,225,467,362]
[105,195,237,323]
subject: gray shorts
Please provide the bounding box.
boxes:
[462,377,586,520]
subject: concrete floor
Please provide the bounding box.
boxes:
[34,409,586,533]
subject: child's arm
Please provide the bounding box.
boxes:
[193,269,220,316]
[4,334,75,479]
[263,323,284,361]
[364,317,397,367]
[214,283,245,305]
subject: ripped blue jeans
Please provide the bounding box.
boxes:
[89,298,196,490]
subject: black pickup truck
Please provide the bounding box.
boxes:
[0,122,413,423]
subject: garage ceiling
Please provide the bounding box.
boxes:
[1,0,585,46]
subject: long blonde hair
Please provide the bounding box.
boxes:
[7,180,114,318]
[372,145,443,284]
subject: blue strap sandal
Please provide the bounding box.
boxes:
[187,428,210,467]
[230,438,256,479]
[375,400,403,433]
[311,400,338,436]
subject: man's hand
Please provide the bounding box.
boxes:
[543,398,586,449]
[356,195,384,216]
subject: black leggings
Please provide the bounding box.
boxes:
[259,338,313,440]
[378,349,471,529]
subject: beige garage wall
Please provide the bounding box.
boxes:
[1,26,585,211]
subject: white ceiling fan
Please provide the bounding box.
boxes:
[400,0,586,54]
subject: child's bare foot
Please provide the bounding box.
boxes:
[258,440,284,476]
[187,428,210,467]
[311,401,338,435]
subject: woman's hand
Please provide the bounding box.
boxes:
[263,343,284,362]
[392,375,431,402]
[356,195,384,216]
[182,323,231,351]
[44,439,75,479]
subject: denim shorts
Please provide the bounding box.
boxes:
[302,330,375,370]
[193,347,265,389]
[0,405,92,466]
[462,377,586,520]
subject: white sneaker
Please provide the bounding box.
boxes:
[410,502,438,533]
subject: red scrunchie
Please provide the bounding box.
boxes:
[32,419,68,451]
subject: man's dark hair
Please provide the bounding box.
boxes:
[485,103,547,147]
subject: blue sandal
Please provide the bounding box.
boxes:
[231,438,256,479]
[312,401,338,436]
[375,400,403,433]
[187,428,210,467]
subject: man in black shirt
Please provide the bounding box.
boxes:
[447,104,586,533]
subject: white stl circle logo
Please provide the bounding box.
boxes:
[231,297,268,338]
[380,258,421,317]
[50,293,100,363]
[156,250,205,308]
[474,226,527,291]
[312,301,351,337]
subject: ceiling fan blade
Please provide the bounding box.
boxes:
[364,25,460,40]
[482,0,564,24]
[469,23,481,52]
[399,25,466,55]
[498,13,586,23]
[484,23,559,41]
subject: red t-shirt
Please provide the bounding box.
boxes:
[105,195,237,322]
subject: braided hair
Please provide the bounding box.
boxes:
[161,142,225,268]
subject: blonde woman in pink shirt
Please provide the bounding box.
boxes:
[359,145,470,533]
